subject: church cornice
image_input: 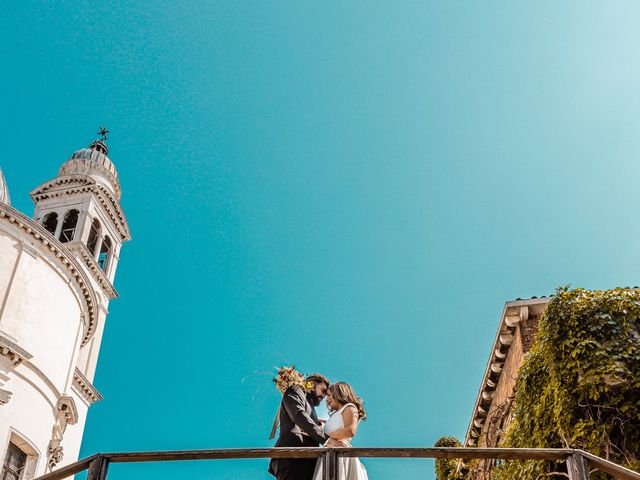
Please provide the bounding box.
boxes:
[30,175,131,242]
[0,335,33,366]
[95,184,131,241]
[72,368,102,404]
[30,176,91,194]
[65,241,118,299]
[0,335,33,405]
[0,203,99,346]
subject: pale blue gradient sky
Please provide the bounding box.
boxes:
[2,2,640,478]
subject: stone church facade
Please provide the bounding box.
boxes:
[0,135,129,479]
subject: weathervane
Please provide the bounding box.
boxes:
[97,126,110,141]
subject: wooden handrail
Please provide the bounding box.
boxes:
[104,447,326,462]
[341,447,572,460]
[32,447,640,480]
[32,454,98,480]
[578,449,640,480]
[102,447,573,462]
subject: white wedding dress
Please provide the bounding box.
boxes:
[312,403,369,480]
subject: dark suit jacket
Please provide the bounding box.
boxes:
[268,386,327,476]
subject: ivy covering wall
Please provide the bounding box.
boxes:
[437,287,640,480]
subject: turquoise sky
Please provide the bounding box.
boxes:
[3,2,640,479]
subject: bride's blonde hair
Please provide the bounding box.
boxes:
[329,382,367,421]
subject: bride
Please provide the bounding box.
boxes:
[312,382,368,480]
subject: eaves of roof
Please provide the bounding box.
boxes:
[464,295,553,446]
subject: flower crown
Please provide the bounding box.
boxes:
[273,365,314,394]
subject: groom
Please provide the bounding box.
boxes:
[268,373,330,480]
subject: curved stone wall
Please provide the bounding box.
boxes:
[0,212,90,476]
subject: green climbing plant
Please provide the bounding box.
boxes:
[434,436,466,480]
[494,287,640,479]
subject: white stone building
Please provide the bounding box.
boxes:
[0,135,130,480]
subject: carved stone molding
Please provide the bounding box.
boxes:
[30,175,130,242]
[72,368,103,404]
[0,335,33,366]
[56,396,79,425]
[0,203,98,346]
[0,335,33,405]
[47,445,64,471]
[0,168,10,206]
[47,395,79,471]
[95,184,130,240]
[66,241,118,299]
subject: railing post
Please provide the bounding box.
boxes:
[566,452,589,480]
[323,449,337,480]
[86,455,110,480]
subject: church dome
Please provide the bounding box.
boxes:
[0,168,10,205]
[58,140,121,199]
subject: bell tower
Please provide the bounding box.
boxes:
[30,129,131,383]
[0,128,131,477]
[30,128,130,284]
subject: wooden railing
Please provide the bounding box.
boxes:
[33,447,640,480]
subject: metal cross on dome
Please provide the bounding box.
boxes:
[97,126,110,141]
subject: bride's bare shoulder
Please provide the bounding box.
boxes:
[341,403,358,416]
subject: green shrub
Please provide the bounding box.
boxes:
[434,436,466,480]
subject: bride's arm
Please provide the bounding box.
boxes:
[327,405,359,440]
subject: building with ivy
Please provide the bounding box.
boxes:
[461,288,640,479]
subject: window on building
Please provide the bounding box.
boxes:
[1,443,27,480]
[86,219,101,254]
[98,235,112,271]
[59,209,79,243]
[42,213,58,235]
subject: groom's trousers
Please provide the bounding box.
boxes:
[271,457,318,480]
